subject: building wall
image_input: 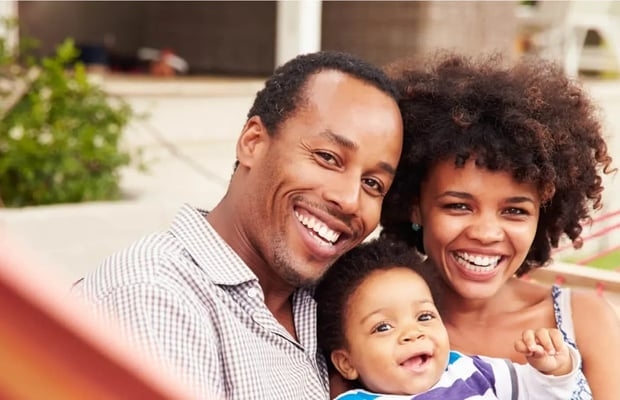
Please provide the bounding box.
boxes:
[17,1,146,56]
[322,1,518,67]
[17,1,517,75]
[17,1,276,75]
[141,2,275,75]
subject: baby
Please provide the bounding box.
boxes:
[315,238,581,399]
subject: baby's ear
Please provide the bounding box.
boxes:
[331,349,359,381]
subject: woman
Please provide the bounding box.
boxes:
[380,52,620,399]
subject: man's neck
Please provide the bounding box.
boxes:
[207,201,298,339]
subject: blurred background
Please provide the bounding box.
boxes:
[0,1,618,291]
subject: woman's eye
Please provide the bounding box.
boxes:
[372,322,392,333]
[444,203,470,211]
[504,207,529,216]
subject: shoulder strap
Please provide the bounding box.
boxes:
[552,285,577,346]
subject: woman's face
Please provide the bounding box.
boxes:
[412,158,540,300]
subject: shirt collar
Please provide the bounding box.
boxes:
[169,204,258,286]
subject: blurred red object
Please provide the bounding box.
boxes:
[0,230,195,399]
[139,47,189,77]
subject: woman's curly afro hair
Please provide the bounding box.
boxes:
[380,52,615,276]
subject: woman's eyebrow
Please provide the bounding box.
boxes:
[438,191,472,200]
[506,196,536,204]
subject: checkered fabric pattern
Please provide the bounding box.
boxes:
[73,204,329,399]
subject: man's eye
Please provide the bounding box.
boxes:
[362,178,385,195]
[315,151,337,165]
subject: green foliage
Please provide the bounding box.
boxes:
[0,23,136,207]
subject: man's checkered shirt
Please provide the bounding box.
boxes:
[74,204,329,399]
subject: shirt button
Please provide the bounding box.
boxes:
[247,287,260,298]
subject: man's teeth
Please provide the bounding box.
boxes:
[455,252,501,271]
[295,211,341,244]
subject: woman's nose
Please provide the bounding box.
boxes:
[466,214,505,244]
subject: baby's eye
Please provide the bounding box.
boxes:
[418,313,435,322]
[372,322,393,333]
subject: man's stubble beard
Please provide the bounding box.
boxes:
[271,236,331,288]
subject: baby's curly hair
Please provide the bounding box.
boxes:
[315,237,425,373]
[380,52,615,276]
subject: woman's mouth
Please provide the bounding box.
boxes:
[454,251,502,272]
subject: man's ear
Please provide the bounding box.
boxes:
[331,349,359,381]
[236,115,269,168]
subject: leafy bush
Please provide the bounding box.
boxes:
[0,24,136,207]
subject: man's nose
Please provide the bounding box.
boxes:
[323,174,362,215]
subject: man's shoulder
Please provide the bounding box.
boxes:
[78,230,204,300]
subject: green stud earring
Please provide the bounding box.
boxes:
[411,223,422,232]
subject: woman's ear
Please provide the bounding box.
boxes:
[331,349,359,381]
[236,115,269,168]
[410,203,422,225]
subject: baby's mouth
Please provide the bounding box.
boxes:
[400,353,432,372]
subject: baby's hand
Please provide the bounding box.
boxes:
[514,328,572,376]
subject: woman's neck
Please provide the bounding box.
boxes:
[439,277,521,323]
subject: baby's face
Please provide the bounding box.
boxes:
[333,266,450,395]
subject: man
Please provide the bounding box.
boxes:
[74,51,403,399]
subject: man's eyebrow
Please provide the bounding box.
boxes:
[379,161,396,175]
[319,129,396,175]
[320,129,358,150]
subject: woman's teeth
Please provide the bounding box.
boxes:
[455,251,501,271]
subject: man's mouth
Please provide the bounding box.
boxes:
[294,210,341,246]
[454,251,502,272]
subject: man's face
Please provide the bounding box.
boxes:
[239,70,403,288]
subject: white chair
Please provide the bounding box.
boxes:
[516,1,620,77]
[563,1,620,77]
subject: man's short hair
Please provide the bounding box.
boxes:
[247,51,399,135]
